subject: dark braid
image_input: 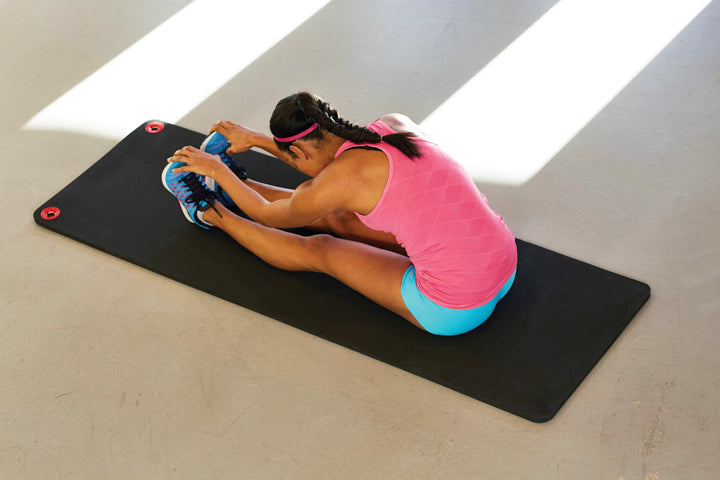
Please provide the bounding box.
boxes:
[270,92,420,158]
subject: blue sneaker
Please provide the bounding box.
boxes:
[161,161,218,229]
[200,131,247,207]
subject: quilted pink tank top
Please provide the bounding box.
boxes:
[335,121,517,309]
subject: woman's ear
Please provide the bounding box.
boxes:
[289,144,308,163]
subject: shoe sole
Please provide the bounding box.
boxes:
[200,132,222,193]
[200,131,227,154]
[199,132,237,207]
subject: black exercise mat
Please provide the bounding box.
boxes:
[34,121,650,422]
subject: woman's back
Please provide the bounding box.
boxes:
[337,120,517,309]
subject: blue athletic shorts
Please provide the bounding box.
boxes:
[401,266,517,336]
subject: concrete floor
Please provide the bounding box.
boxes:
[2,1,719,478]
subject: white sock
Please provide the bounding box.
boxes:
[196,209,211,227]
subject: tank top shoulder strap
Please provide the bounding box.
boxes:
[333,120,395,158]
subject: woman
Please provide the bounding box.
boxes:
[163,91,517,335]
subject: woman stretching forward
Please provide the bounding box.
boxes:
[163,92,517,335]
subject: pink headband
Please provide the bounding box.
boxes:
[273,123,319,143]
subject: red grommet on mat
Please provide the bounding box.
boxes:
[145,121,165,134]
[41,206,61,220]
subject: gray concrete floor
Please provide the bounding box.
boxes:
[2,1,719,478]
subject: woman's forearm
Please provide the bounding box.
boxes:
[244,179,294,202]
[214,168,310,230]
[214,166,272,224]
[252,133,286,161]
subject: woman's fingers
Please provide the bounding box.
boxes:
[166,146,224,177]
[168,146,199,161]
[210,120,232,134]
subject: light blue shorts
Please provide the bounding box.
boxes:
[401,266,516,336]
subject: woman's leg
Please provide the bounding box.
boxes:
[203,203,422,330]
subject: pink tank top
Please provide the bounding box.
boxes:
[335,121,517,309]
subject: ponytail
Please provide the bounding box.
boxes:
[379,132,421,159]
[270,92,421,159]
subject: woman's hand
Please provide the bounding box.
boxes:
[209,121,264,155]
[167,146,228,179]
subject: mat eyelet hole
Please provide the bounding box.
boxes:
[41,206,61,220]
[145,121,165,134]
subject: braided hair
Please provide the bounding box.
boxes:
[270,92,420,158]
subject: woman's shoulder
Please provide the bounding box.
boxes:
[327,146,389,212]
[375,114,431,141]
[332,144,388,175]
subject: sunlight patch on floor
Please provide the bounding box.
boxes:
[420,0,711,185]
[23,0,331,139]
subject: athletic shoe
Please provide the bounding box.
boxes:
[161,161,218,229]
[200,131,247,207]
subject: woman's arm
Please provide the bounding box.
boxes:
[168,147,359,230]
[209,121,287,161]
[244,179,294,202]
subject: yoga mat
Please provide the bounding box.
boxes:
[34,121,650,422]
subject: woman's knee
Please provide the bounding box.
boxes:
[303,233,339,272]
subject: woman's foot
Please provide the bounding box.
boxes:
[161,161,218,229]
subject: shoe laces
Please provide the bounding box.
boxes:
[180,173,221,217]
[219,152,248,180]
